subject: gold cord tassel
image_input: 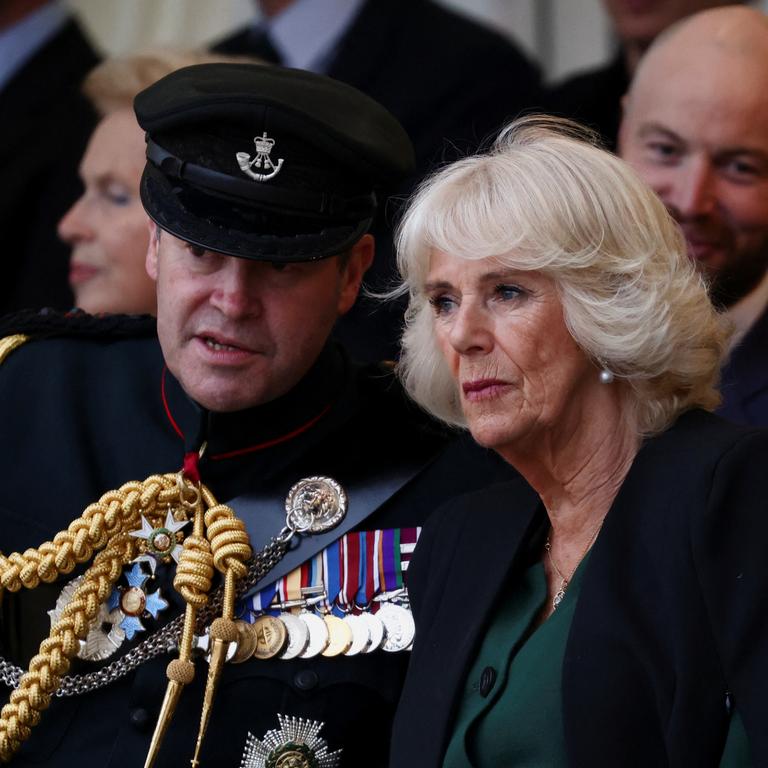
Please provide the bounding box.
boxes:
[144,486,252,768]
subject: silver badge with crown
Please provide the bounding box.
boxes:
[236,132,284,181]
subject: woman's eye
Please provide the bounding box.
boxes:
[104,184,131,206]
[428,295,457,315]
[495,283,523,301]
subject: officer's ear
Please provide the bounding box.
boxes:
[337,234,374,316]
[146,221,160,281]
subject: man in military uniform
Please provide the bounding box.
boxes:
[0,64,509,766]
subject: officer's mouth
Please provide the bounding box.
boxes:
[194,333,258,361]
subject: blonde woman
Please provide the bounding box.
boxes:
[390,117,768,767]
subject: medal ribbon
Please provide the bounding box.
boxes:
[339,532,362,615]
[321,539,343,617]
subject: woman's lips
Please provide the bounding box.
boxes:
[68,262,99,286]
[461,379,511,402]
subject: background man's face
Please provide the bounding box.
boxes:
[146,229,372,411]
[620,47,768,306]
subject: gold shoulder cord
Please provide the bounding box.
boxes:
[0,335,29,365]
[0,471,253,766]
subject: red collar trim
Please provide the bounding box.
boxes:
[161,366,331,460]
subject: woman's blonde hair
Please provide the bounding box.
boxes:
[395,116,727,436]
[83,50,252,116]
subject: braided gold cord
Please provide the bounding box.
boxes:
[0,476,179,594]
[0,472,209,763]
[0,535,134,762]
[0,335,29,366]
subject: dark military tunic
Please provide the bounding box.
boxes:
[0,314,512,767]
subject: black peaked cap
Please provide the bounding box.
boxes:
[134,63,415,262]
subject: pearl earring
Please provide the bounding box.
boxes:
[599,368,614,384]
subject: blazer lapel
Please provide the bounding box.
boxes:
[403,478,543,767]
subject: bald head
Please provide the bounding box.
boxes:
[619,6,768,308]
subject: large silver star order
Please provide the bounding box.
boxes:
[129,511,188,574]
[241,715,342,768]
[48,575,125,661]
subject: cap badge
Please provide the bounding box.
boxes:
[236,132,284,182]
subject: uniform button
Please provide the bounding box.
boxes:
[479,666,497,697]
[130,707,150,730]
[294,670,319,691]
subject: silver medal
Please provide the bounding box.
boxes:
[298,611,329,658]
[277,612,310,660]
[342,613,371,656]
[378,603,415,653]
[358,611,385,653]
[285,476,347,534]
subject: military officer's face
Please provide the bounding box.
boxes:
[146,226,373,411]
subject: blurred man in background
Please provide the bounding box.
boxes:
[0,0,99,312]
[214,0,543,361]
[550,0,739,150]
[620,5,768,425]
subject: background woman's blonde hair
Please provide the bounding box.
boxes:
[83,50,255,116]
[395,115,728,436]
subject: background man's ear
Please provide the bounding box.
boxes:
[337,234,374,316]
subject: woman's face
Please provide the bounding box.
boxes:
[58,108,156,315]
[425,250,599,454]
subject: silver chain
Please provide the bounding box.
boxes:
[0,531,291,697]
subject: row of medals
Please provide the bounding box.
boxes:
[227,599,415,663]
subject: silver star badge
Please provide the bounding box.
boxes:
[241,715,341,768]
[129,511,188,573]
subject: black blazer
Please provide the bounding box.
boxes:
[718,305,768,428]
[391,410,768,767]
[0,18,99,313]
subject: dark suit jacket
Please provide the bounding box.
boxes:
[547,53,628,152]
[215,0,543,361]
[718,305,768,427]
[391,410,768,767]
[0,18,99,313]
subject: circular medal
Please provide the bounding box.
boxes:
[358,611,385,654]
[342,613,371,656]
[277,612,310,660]
[285,476,347,534]
[321,614,353,657]
[378,603,415,652]
[230,620,258,664]
[252,615,288,660]
[298,611,329,658]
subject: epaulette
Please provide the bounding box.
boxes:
[0,309,157,364]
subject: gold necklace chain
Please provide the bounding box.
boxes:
[544,519,604,612]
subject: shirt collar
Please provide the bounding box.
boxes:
[259,0,365,73]
[726,269,768,351]
[0,1,68,92]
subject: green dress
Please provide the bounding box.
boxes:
[442,558,751,767]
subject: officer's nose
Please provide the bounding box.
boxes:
[209,258,262,319]
[57,195,92,245]
[664,157,717,221]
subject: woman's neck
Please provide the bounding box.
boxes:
[498,389,640,541]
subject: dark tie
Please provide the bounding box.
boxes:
[247,29,283,65]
